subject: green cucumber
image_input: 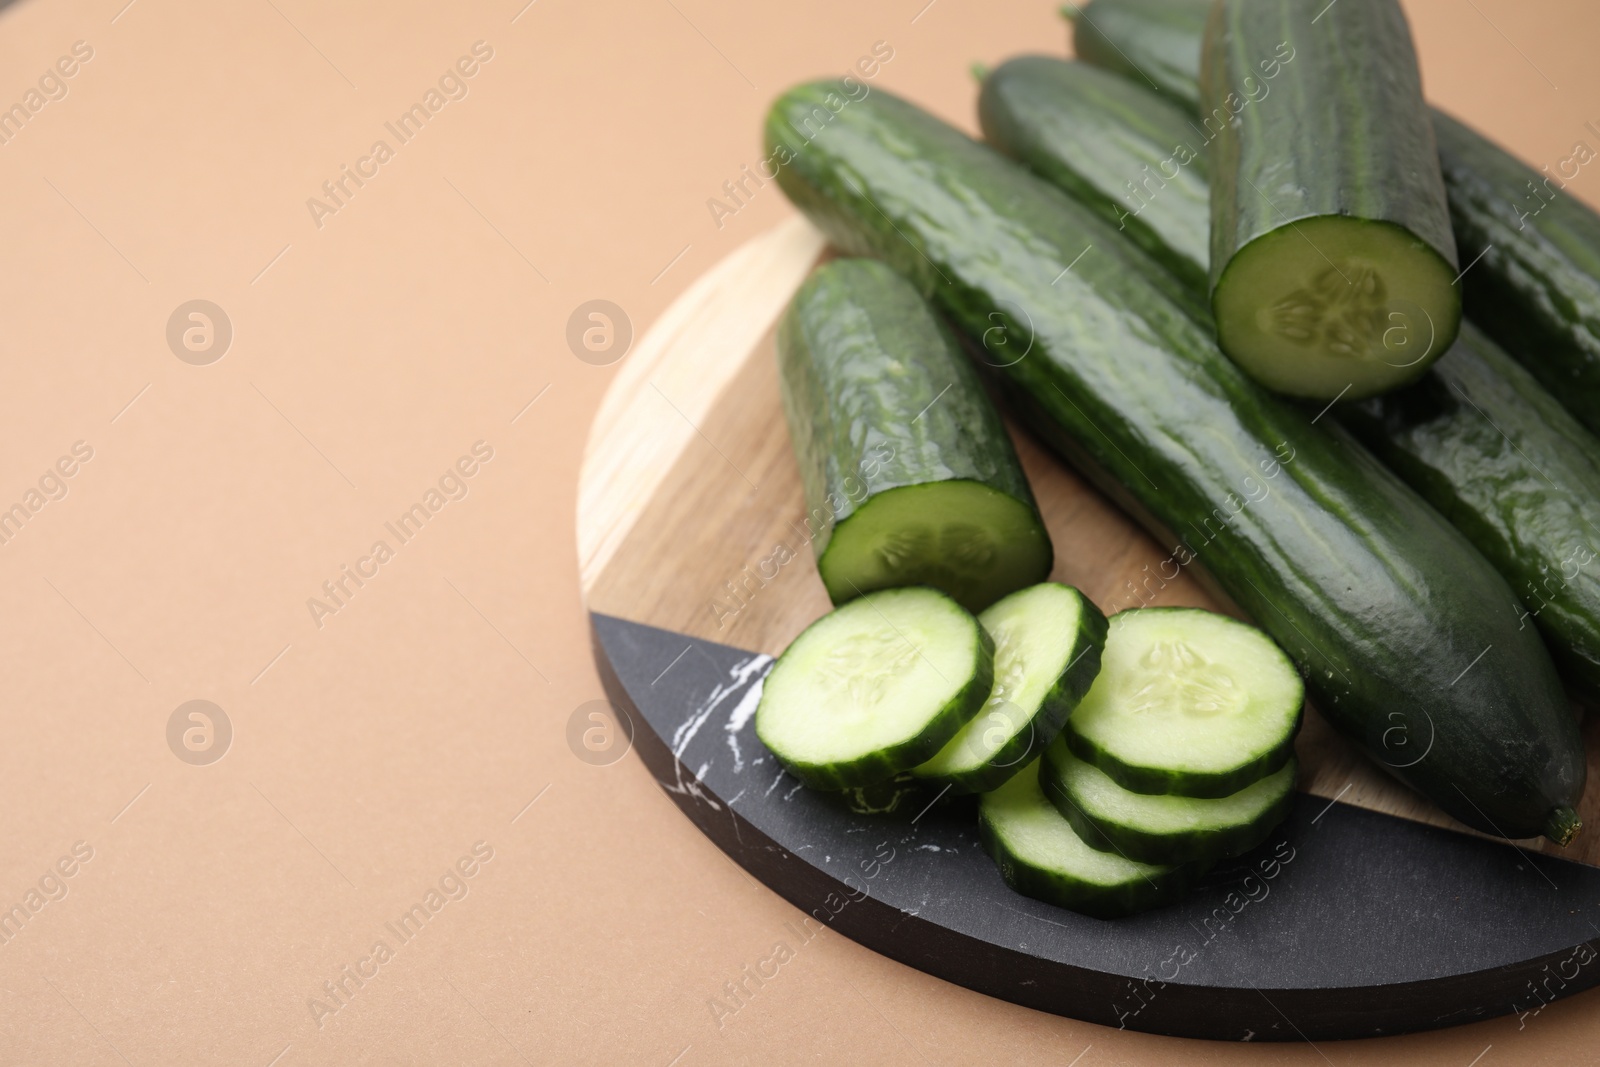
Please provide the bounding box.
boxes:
[777,258,1052,613]
[979,55,1210,296]
[765,81,1585,843]
[1340,325,1600,698]
[1065,608,1301,798]
[1200,0,1459,398]
[754,586,993,789]
[1434,111,1600,439]
[1043,736,1295,865]
[979,757,1200,918]
[1072,0,1600,431]
[979,59,1600,707]
[915,582,1108,793]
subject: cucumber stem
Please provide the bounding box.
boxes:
[970,61,990,84]
[1545,806,1582,847]
[1059,4,1081,21]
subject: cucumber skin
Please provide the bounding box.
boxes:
[1075,0,1600,436]
[778,258,1051,609]
[982,57,1600,708]
[916,584,1109,795]
[978,763,1203,918]
[979,56,1211,297]
[757,591,995,791]
[1042,740,1296,866]
[1341,325,1600,698]
[1063,607,1303,798]
[1434,111,1600,439]
[764,82,1585,840]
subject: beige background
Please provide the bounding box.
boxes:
[0,0,1596,1063]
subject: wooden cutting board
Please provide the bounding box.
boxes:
[578,214,1600,1039]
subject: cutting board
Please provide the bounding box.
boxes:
[578,214,1600,1040]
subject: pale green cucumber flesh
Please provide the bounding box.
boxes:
[1044,736,1296,865]
[1065,607,1302,797]
[1212,217,1460,399]
[915,582,1107,793]
[978,758,1199,918]
[819,480,1054,614]
[755,587,992,789]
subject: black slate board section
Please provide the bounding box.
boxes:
[592,612,1600,1040]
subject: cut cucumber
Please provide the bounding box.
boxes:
[979,758,1200,918]
[1043,736,1295,865]
[1202,0,1460,398]
[755,586,993,789]
[778,258,1052,613]
[915,583,1108,794]
[1065,608,1301,797]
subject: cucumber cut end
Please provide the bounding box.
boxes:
[819,480,1052,614]
[1212,216,1461,399]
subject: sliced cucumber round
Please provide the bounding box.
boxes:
[818,481,1053,614]
[1043,737,1296,865]
[1064,607,1302,798]
[755,587,994,789]
[914,583,1107,794]
[1212,217,1459,399]
[979,758,1201,919]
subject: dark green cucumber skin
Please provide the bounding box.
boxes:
[986,65,1600,706]
[777,257,1051,607]
[1201,0,1458,315]
[764,81,1585,840]
[1068,0,1208,112]
[980,56,1210,296]
[918,585,1109,795]
[1078,0,1600,435]
[758,597,996,791]
[1341,324,1600,698]
[1435,111,1600,438]
[1042,739,1295,865]
[978,764,1203,919]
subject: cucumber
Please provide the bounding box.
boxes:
[754,586,994,789]
[980,60,1600,707]
[979,55,1210,297]
[778,258,1053,613]
[1200,0,1459,399]
[1043,736,1295,865]
[1434,111,1600,439]
[1065,608,1301,798]
[765,81,1586,844]
[1340,325,1600,699]
[979,757,1200,918]
[1073,0,1600,432]
[915,582,1108,794]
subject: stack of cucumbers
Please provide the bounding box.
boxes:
[753,0,1598,920]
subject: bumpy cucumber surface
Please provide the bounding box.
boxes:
[1065,608,1301,798]
[1067,0,1208,111]
[1201,0,1459,398]
[986,65,1600,707]
[764,81,1584,843]
[1043,736,1296,865]
[755,587,993,789]
[979,757,1200,918]
[915,582,1108,794]
[778,259,1052,613]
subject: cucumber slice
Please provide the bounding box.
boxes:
[979,758,1200,919]
[1065,608,1302,797]
[1043,737,1296,865]
[755,587,994,789]
[914,583,1107,794]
